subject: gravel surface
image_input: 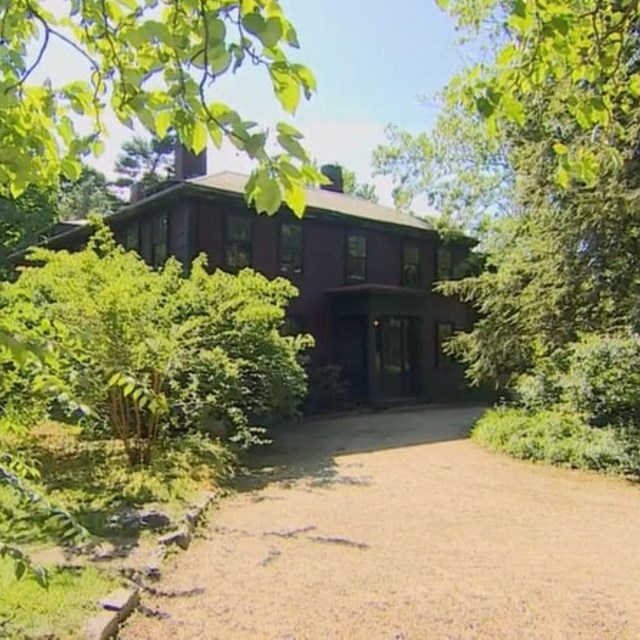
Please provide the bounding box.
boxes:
[121,406,640,639]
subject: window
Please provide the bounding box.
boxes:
[282,315,304,336]
[123,221,140,251]
[402,243,420,288]
[436,245,454,280]
[151,212,168,267]
[225,215,252,271]
[280,222,303,276]
[436,322,455,367]
[346,233,367,281]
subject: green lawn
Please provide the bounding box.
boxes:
[0,559,119,639]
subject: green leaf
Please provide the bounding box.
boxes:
[553,142,568,155]
[155,111,172,139]
[284,182,305,217]
[277,133,307,161]
[270,68,301,114]
[61,158,81,181]
[276,122,303,139]
[251,171,282,214]
[192,121,208,154]
[629,74,640,98]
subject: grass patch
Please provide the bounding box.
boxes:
[472,407,636,474]
[0,558,119,639]
[1,422,235,546]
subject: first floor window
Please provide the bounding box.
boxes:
[402,243,420,288]
[226,215,252,270]
[436,322,455,367]
[151,212,168,267]
[346,233,367,281]
[282,315,304,336]
[280,222,303,276]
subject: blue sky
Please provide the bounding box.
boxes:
[40,0,465,207]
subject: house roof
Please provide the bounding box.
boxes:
[188,171,435,233]
[8,170,474,263]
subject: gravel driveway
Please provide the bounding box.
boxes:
[121,406,640,639]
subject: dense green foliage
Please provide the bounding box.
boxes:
[0,560,117,638]
[0,0,323,214]
[473,332,640,476]
[472,407,635,474]
[0,222,312,464]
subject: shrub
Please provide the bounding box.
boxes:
[561,332,640,427]
[0,222,313,464]
[472,407,635,473]
[303,365,355,414]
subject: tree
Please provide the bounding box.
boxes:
[0,185,60,272]
[59,166,122,220]
[339,164,379,202]
[373,107,513,234]
[430,1,640,387]
[114,134,176,191]
[0,0,323,215]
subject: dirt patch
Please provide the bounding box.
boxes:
[120,406,640,639]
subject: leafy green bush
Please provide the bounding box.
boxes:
[472,407,636,473]
[561,333,640,427]
[303,365,355,414]
[0,222,312,464]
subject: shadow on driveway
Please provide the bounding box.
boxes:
[238,404,487,493]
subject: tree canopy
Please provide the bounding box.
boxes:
[0,0,322,215]
[384,0,640,388]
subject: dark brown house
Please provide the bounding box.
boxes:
[36,156,476,405]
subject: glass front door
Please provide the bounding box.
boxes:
[374,316,420,399]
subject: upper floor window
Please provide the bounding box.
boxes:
[436,245,454,280]
[346,233,367,281]
[123,220,140,252]
[226,214,252,271]
[151,212,168,267]
[402,243,420,288]
[436,322,455,367]
[280,222,303,276]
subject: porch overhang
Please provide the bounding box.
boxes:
[326,284,426,318]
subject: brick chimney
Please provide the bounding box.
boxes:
[320,164,344,193]
[175,144,207,180]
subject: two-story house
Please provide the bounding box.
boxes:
[35,149,476,404]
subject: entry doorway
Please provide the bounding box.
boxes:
[374,316,421,399]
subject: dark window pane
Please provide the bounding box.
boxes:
[436,246,453,280]
[348,235,366,258]
[280,222,303,275]
[347,234,367,281]
[228,216,251,242]
[436,322,455,367]
[124,222,139,250]
[226,243,251,270]
[402,243,420,287]
[151,213,168,267]
[282,315,304,336]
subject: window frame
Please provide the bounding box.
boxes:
[345,232,367,282]
[224,213,253,272]
[151,212,168,267]
[123,220,140,252]
[402,242,421,288]
[436,321,455,367]
[436,244,454,281]
[279,220,304,277]
[282,314,305,336]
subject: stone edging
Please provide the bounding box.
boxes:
[84,491,217,639]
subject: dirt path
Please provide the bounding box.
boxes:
[121,406,640,639]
